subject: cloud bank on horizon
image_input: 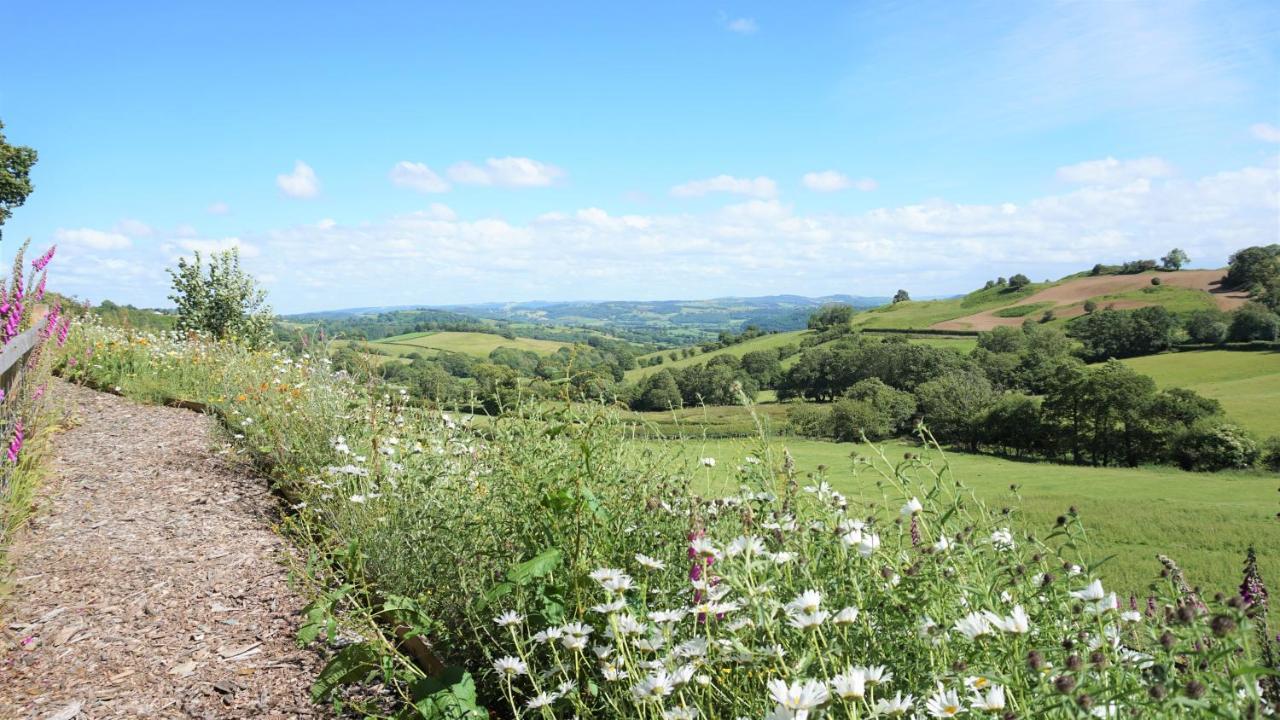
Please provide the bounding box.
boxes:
[3,1,1278,313]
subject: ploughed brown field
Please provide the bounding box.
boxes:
[932,269,1249,331]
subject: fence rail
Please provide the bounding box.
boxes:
[0,327,41,394]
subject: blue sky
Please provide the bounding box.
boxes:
[2,1,1278,313]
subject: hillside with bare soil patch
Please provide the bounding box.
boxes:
[932,269,1247,331]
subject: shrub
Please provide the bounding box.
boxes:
[1184,310,1229,345]
[1150,276,1162,286]
[827,398,892,441]
[167,248,273,347]
[1173,420,1260,471]
[1261,436,1280,473]
[786,403,831,438]
[1228,302,1280,342]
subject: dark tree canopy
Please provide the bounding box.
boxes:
[0,119,39,234]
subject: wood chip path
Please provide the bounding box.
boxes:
[1,381,328,719]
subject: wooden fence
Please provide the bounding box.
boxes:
[0,327,41,395]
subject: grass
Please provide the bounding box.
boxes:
[626,330,808,380]
[1121,349,1280,438]
[993,302,1053,318]
[852,283,1051,329]
[629,331,978,381]
[372,330,572,358]
[663,435,1280,598]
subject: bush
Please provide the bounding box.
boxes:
[1184,309,1229,345]
[1173,420,1260,471]
[1261,436,1280,473]
[786,403,831,438]
[1228,302,1280,342]
[827,398,892,441]
[1150,276,1162,286]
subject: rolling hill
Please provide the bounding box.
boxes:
[855,268,1246,332]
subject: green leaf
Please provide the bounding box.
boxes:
[310,643,381,702]
[507,548,562,584]
[405,667,487,720]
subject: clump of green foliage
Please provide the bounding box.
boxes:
[168,248,273,347]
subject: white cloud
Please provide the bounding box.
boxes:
[1056,156,1174,185]
[207,201,231,215]
[446,157,564,187]
[1251,123,1280,143]
[48,159,1279,312]
[114,218,153,236]
[389,161,451,193]
[671,174,778,199]
[801,171,879,193]
[724,17,757,34]
[276,161,320,198]
[173,237,261,258]
[54,227,132,250]
[316,218,337,230]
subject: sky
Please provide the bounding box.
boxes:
[2,0,1279,314]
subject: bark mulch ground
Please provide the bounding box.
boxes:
[0,381,328,719]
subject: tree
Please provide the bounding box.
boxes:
[1008,274,1031,290]
[981,395,1045,458]
[1228,303,1280,342]
[1160,248,1189,271]
[914,369,997,450]
[633,369,682,411]
[841,378,916,434]
[1225,245,1280,291]
[892,289,911,304]
[1184,309,1229,345]
[167,248,273,346]
[0,120,39,238]
[1173,421,1259,471]
[740,349,782,388]
[1067,306,1176,361]
[828,399,894,442]
[1083,299,1098,314]
[807,304,853,332]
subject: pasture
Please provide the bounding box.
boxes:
[1122,349,1280,438]
[663,435,1280,598]
[373,330,572,358]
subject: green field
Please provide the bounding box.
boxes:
[852,282,1051,329]
[628,330,978,381]
[627,330,808,380]
[373,330,573,358]
[1122,349,1280,438]
[661,435,1279,597]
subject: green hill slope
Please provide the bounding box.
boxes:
[1121,350,1280,438]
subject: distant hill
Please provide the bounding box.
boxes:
[284,293,891,345]
[440,294,889,333]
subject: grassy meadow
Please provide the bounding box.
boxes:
[372,330,573,358]
[663,434,1280,598]
[1122,349,1280,438]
